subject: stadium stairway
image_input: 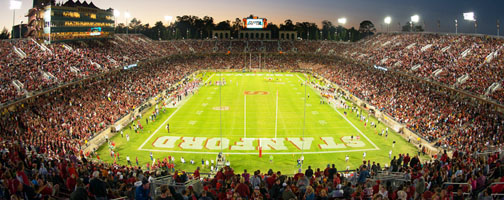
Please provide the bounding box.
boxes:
[486,82,501,96]
[432,68,443,77]
[184,40,196,53]
[31,38,52,54]
[61,43,73,51]
[13,46,26,58]
[456,74,470,86]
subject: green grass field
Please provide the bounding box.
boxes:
[97,72,426,174]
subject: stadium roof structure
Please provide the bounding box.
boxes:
[62,0,100,9]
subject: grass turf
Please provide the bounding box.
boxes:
[97,72,428,175]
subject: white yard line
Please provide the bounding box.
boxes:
[138,73,215,150]
[294,74,379,150]
[334,109,380,149]
[244,94,247,138]
[275,90,279,139]
[139,148,378,155]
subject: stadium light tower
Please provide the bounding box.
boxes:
[384,16,392,32]
[410,15,419,32]
[125,12,131,35]
[113,10,120,33]
[338,18,347,41]
[114,10,120,17]
[19,20,22,38]
[164,16,173,40]
[164,16,173,25]
[463,12,477,33]
[10,0,22,38]
[455,19,458,34]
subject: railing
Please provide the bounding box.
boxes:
[110,197,128,200]
[487,182,504,198]
[442,182,472,197]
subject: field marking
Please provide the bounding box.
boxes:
[156,127,352,130]
[138,101,184,150]
[275,90,278,139]
[138,73,215,150]
[334,109,380,150]
[139,148,379,155]
[244,94,247,138]
[294,74,380,150]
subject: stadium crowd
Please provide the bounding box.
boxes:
[0,129,502,200]
[1,33,504,199]
[311,56,503,151]
[338,33,504,104]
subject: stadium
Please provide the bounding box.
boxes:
[0,0,503,199]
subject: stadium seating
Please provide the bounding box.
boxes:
[342,33,504,104]
[1,33,504,199]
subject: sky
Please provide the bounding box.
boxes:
[1,0,504,35]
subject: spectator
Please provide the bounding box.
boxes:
[135,179,151,200]
[70,179,88,200]
[89,171,107,200]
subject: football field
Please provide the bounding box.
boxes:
[98,72,425,174]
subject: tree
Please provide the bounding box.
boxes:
[115,23,127,33]
[401,22,424,32]
[359,20,376,38]
[215,20,231,30]
[266,23,279,39]
[348,27,359,42]
[280,19,295,31]
[232,18,242,38]
[152,21,166,40]
[129,18,142,33]
[335,25,346,41]
[0,27,11,39]
[203,16,215,39]
[322,20,336,40]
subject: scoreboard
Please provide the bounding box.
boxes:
[243,17,267,29]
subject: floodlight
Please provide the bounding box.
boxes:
[165,16,173,22]
[338,18,347,24]
[125,12,131,19]
[384,16,392,24]
[10,0,22,10]
[463,12,475,21]
[411,15,419,23]
[114,10,120,17]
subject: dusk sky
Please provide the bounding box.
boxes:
[1,0,503,35]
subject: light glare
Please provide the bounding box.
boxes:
[338,17,347,24]
[384,16,392,24]
[113,10,120,17]
[10,0,22,10]
[463,12,475,21]
[411,15,420,23]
